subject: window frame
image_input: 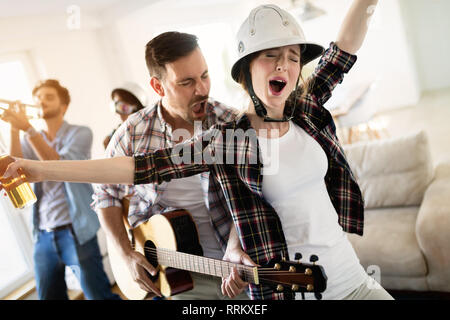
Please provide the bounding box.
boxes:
[0,51,39,298]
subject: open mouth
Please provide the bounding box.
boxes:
[191,100,206,115]
[269,78,287,96]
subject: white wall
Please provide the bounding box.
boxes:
[297,0,421,114]
[398,0,450,92]
[101,0,254,108]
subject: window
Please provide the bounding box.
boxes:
[0,53,41,147]
[0,53,37,298]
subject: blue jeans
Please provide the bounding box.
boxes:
[33,228,121,300]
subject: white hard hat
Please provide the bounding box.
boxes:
[231,4,324,82]
[111,82,148,107]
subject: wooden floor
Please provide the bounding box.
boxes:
[68,284,126,300]
[111,284,127,300]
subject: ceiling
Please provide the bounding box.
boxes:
[0,0,245,18]
[0,0,124,18]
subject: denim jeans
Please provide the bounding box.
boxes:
[33,228,121,300]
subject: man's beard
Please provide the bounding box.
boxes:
[41,108,61,119]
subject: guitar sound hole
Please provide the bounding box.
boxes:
[144,240,159,281]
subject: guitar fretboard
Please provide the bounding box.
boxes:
[156,247,257,284]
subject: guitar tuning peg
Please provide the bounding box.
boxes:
[294,252,302,261]
[309,254,319,265]
[314,292,322,300]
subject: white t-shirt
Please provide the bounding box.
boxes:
[158,175,224,260]
[258,121,367,300]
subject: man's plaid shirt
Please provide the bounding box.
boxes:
[134,43,365,300]
[91,98,237,250]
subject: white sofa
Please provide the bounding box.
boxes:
[343,131,450,293]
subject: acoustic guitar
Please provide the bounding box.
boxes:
[107,199,327,300]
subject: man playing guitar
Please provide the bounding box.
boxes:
[92,31,251,300]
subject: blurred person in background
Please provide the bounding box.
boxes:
[0,79,120,300]
[103,82,147,149]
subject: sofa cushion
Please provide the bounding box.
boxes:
[343,131,433,209]
[347,206,428,278]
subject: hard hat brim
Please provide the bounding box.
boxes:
[231,42,325,82]
[111,82,148,106]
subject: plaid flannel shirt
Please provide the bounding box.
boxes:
[91,98,237,250]
[134,43,364,300]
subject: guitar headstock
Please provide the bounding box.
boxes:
[257,253,327,299]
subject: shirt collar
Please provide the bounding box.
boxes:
[156,100,167,127]
[41,120,69,143]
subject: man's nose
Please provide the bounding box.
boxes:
[195,80,209,96]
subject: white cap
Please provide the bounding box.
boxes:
[111,82,148,106]
[231,4,324,82]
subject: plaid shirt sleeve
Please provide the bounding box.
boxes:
[309,42,357,107]
[91,123,133,210]
[134,127,219,185]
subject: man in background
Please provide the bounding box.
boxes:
[1,79,120,300]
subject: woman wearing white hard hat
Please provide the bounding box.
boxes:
[103,82,148,149]
[2,1,393,300]
[220,1,392,300]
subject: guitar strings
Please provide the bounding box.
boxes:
[128,245,316,290]
[130,244,314,278]
[130,244,255,281]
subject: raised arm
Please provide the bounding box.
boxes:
[2,104,60,160]
[335,0,379,54]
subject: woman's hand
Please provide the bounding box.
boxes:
[1,158,44,184]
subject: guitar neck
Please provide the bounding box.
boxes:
[156,247,258,284]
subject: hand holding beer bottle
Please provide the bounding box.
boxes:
[0,155,37,209]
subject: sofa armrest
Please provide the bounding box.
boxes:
[416,162,450,292]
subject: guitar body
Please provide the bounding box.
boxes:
[108,209,203,300]
[109,199,328,300]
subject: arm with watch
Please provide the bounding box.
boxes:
[23,125,60,161]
